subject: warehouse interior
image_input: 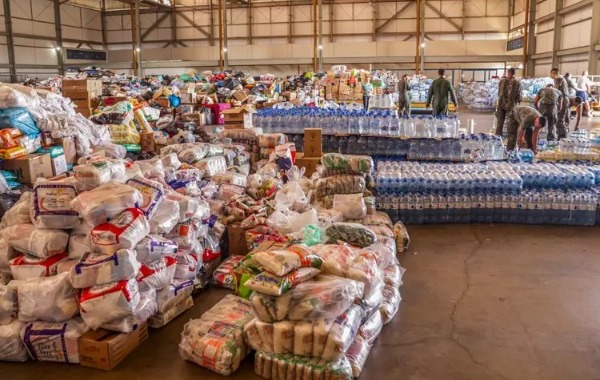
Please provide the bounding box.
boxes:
[0,1,599,380]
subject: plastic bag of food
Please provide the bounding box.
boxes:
[384,264,405,288]
[212,172,248,188]
[194,155,227,178]
[161,153,182,170]
[68,234,89,260]
[325,223,376,248]
[315,175,366,199]
[243,318,272,352]
[178,144,209,164]
[245,267,320,297]
[217,184,246,202]
[101,289,157,333]
[332,193,366,220]
[358,310,383,345]
[347,250,382,299]
[135,235,178,263]
[367,224,394,238]
[17,272,79,323]
[253,245,322,277]
[380,284,402,324]
[321,304,364,360]
[125,176,165,219]
[0,320,28,361]
[149,197,180,234]
[267,209,318,235]
[3,224,69,258]
[174,252,201,280]
[148,295,193,328]
[211,255,244,290]
[29,179,80,229]
[21,317,88,363]
[0,282,18,325]
[56,258,78,274]
[253,351,353,380]
[274,181,308,211]
[0,191,31,229]
[107,123,140,144]
[69,249,141,289]
[165,191,210,223]
[79,278,140,329]
[179,295,254,376]
[70,182,143,226]
[156,279,194,313]
[311,244,359,277]
[194,256,221,291]
[259,133,287,148]
[0,237,18,274]
[393,221,410,253]
[9,253,68,280]
[320,153,374,174]
[250,292,292,323]
[90,208,149,255]
[137,257,176,291]
[73,159,126,191]
[345,334,371,378]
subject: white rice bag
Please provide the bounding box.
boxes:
[255,319,275,352]
[149,197,180,234]
[73,158,126,191]
[273,321,295,354]
[10,253,68,280]
[135,158,165,179]
[0,192,32,229]
[156,279,194,313]
[194,156,228,178]
[0,320,28,361]
[174,252,201,280]
[358,310,383,345]
[165,192,210,223]
[161,153,182,169]
[321,304,364,360]
[135,235,178,263]
[68,234,90,260]
[0,237,18,274]
[70,182,143,226]
[243,319,271,352]
[125,176,165,219]
[90,208,149,255]
[101,289,157,333]
[0,282,18,325]
[293,322,313,356]
[17,272,79,323]
[30,180,80,229]
[3,224,69,258]
[69,249,141,289]
[71,219,94,235]
[178,144,209,163]
[21,317,88,363]
[346,334,371,378]
[79,278,140,329]
[380,284,402,324]
[212,172,248,188]
[137,256,177,291]
[56,259,78,274]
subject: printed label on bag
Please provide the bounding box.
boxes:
[33,184,78,217]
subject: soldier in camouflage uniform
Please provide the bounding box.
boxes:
[397,74,412,117]
[534,84,563,141]
[507,106,547,152]
[551,68,570,139]
[426,69,457,117]
[495,67,522,136]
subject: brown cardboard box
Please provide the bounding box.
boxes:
[155,143,167,155]
[228,224,249,256]
[156,97,170,108]
[148,297,193,328]
[54,137,76,164]
[223,123,246,130]
[233,90,248,103]
[303,128,323,157]
[62,79,102,96]
[295,154,321,177]
[72,98,92,108]
[139,132,155,152]
[63,89,92,100]
[3,153,53,184]
[78,323,148,371]
[222,105,256,128]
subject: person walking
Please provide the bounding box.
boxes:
[362,78,374,110]
[533,84,562,141]
[576,71,591,117]
[495,67,522,136]
[426,68,458,117]
[507,105,547,152]
[564,73,577,97]
[568,96,584,131]
[397,74,412,117]
[551,68,570,139]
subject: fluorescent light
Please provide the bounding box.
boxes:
[55,47,61,51]
[136,47,141,52]
[518,63,524,69]
[507,65,512,69]
[318,45,323,50]
[223,48,228,52]
[420,43,426,48]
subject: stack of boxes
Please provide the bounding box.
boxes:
[62,79,103,117]
[295,128,322,177]
[221,105,256,130]
[325,71,367,102]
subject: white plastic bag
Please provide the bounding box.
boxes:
[135,235,178,263]
[149,197,180,234]
[3,224,69,258]
[0,320,28,361]
[156,279,194,313]
[69,249,141,289]
[165,192,210,223]
[79,278,140,329]
[68,234,90,260]
[90,208,149,255]
[161,153,182,170]
[333,193,367,220]
[30,179,80,229]
[174,252,201,280]
[17,272,79,323]
[21,317,88,363]
[126,176,165,219]
[9,253,68,280]
[73,158,126,191]
[0,192,32,229]
[267,209,318,234]
[0,282,18,325]
[275,181,308,211]
[137,257,176,291]
[101,289,157,333]
[0,237,18,274]
[70,182,143,226]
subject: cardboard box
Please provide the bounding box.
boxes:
[54,137,76,165]
[303,128,323,158]
[62,79,102,96]
[139,132,155,152]
[63,89,92,100]
[78,323,148,371]
[228,224,249,256]
[156,97,170,108]
[51,154,67,176]
[148,297,194,328]
[222,105,256,128]
[233,90,248,103]
[295,155,321,177]
[155,143,167,155]
[223,123,246,130]
[3,153,53,184]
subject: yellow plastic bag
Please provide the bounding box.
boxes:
[107,123,140,144]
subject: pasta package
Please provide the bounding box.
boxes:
[179,294,254,376]
[30,180,80,229]
[17,273,79,323]
[21,317,88,363]
[253,351,353,380]
[315,175,366,198]
[70,182,143,226]
[10,253,68,280]
[211,255,245,290]
[90,208,150,255]
[325,223,376,248]
[245,267,320,296]
[3,224,69,259]
[253,245,323,277]
[321,304,364,360]
[79,278,140,329]
[380,284,402,324]
[293,321,313,356]
[250,292,292,323]
[345,334,371,378]
[0,320,28,362]
[135,235,178,263]
[69,249,141,289]
[320,153,374,174]
[244,318,272,352]
[358,310,383,345]
[126,176,165,219]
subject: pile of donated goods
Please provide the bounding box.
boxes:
[0,81,410,377]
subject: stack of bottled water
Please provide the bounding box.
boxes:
[558,137,591,154]
[407,134,504,161]
[376,161,599,226]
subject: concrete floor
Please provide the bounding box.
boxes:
[3,224,600,380]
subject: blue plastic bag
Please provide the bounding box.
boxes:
[0,107,39,136]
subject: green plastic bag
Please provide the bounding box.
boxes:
[303,224,322,246]
[122,144,141,152]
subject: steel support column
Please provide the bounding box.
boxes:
[131,0,142,77]
[371,1,377,42]
[218,0,224,71]
[312,0,318,72]
[209,0,215,46]
[101,0,108,49]
[415,0,421,73]
[53,0,64,75]
[589,0,600,73]
[247,0,252,44]
[551,0,563,69]
[318,0,323,71]
[2,0,16,82]
[523,0,536,76]
[329,0,333,43]
[223,0,228,68]
[288,0,293,43]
